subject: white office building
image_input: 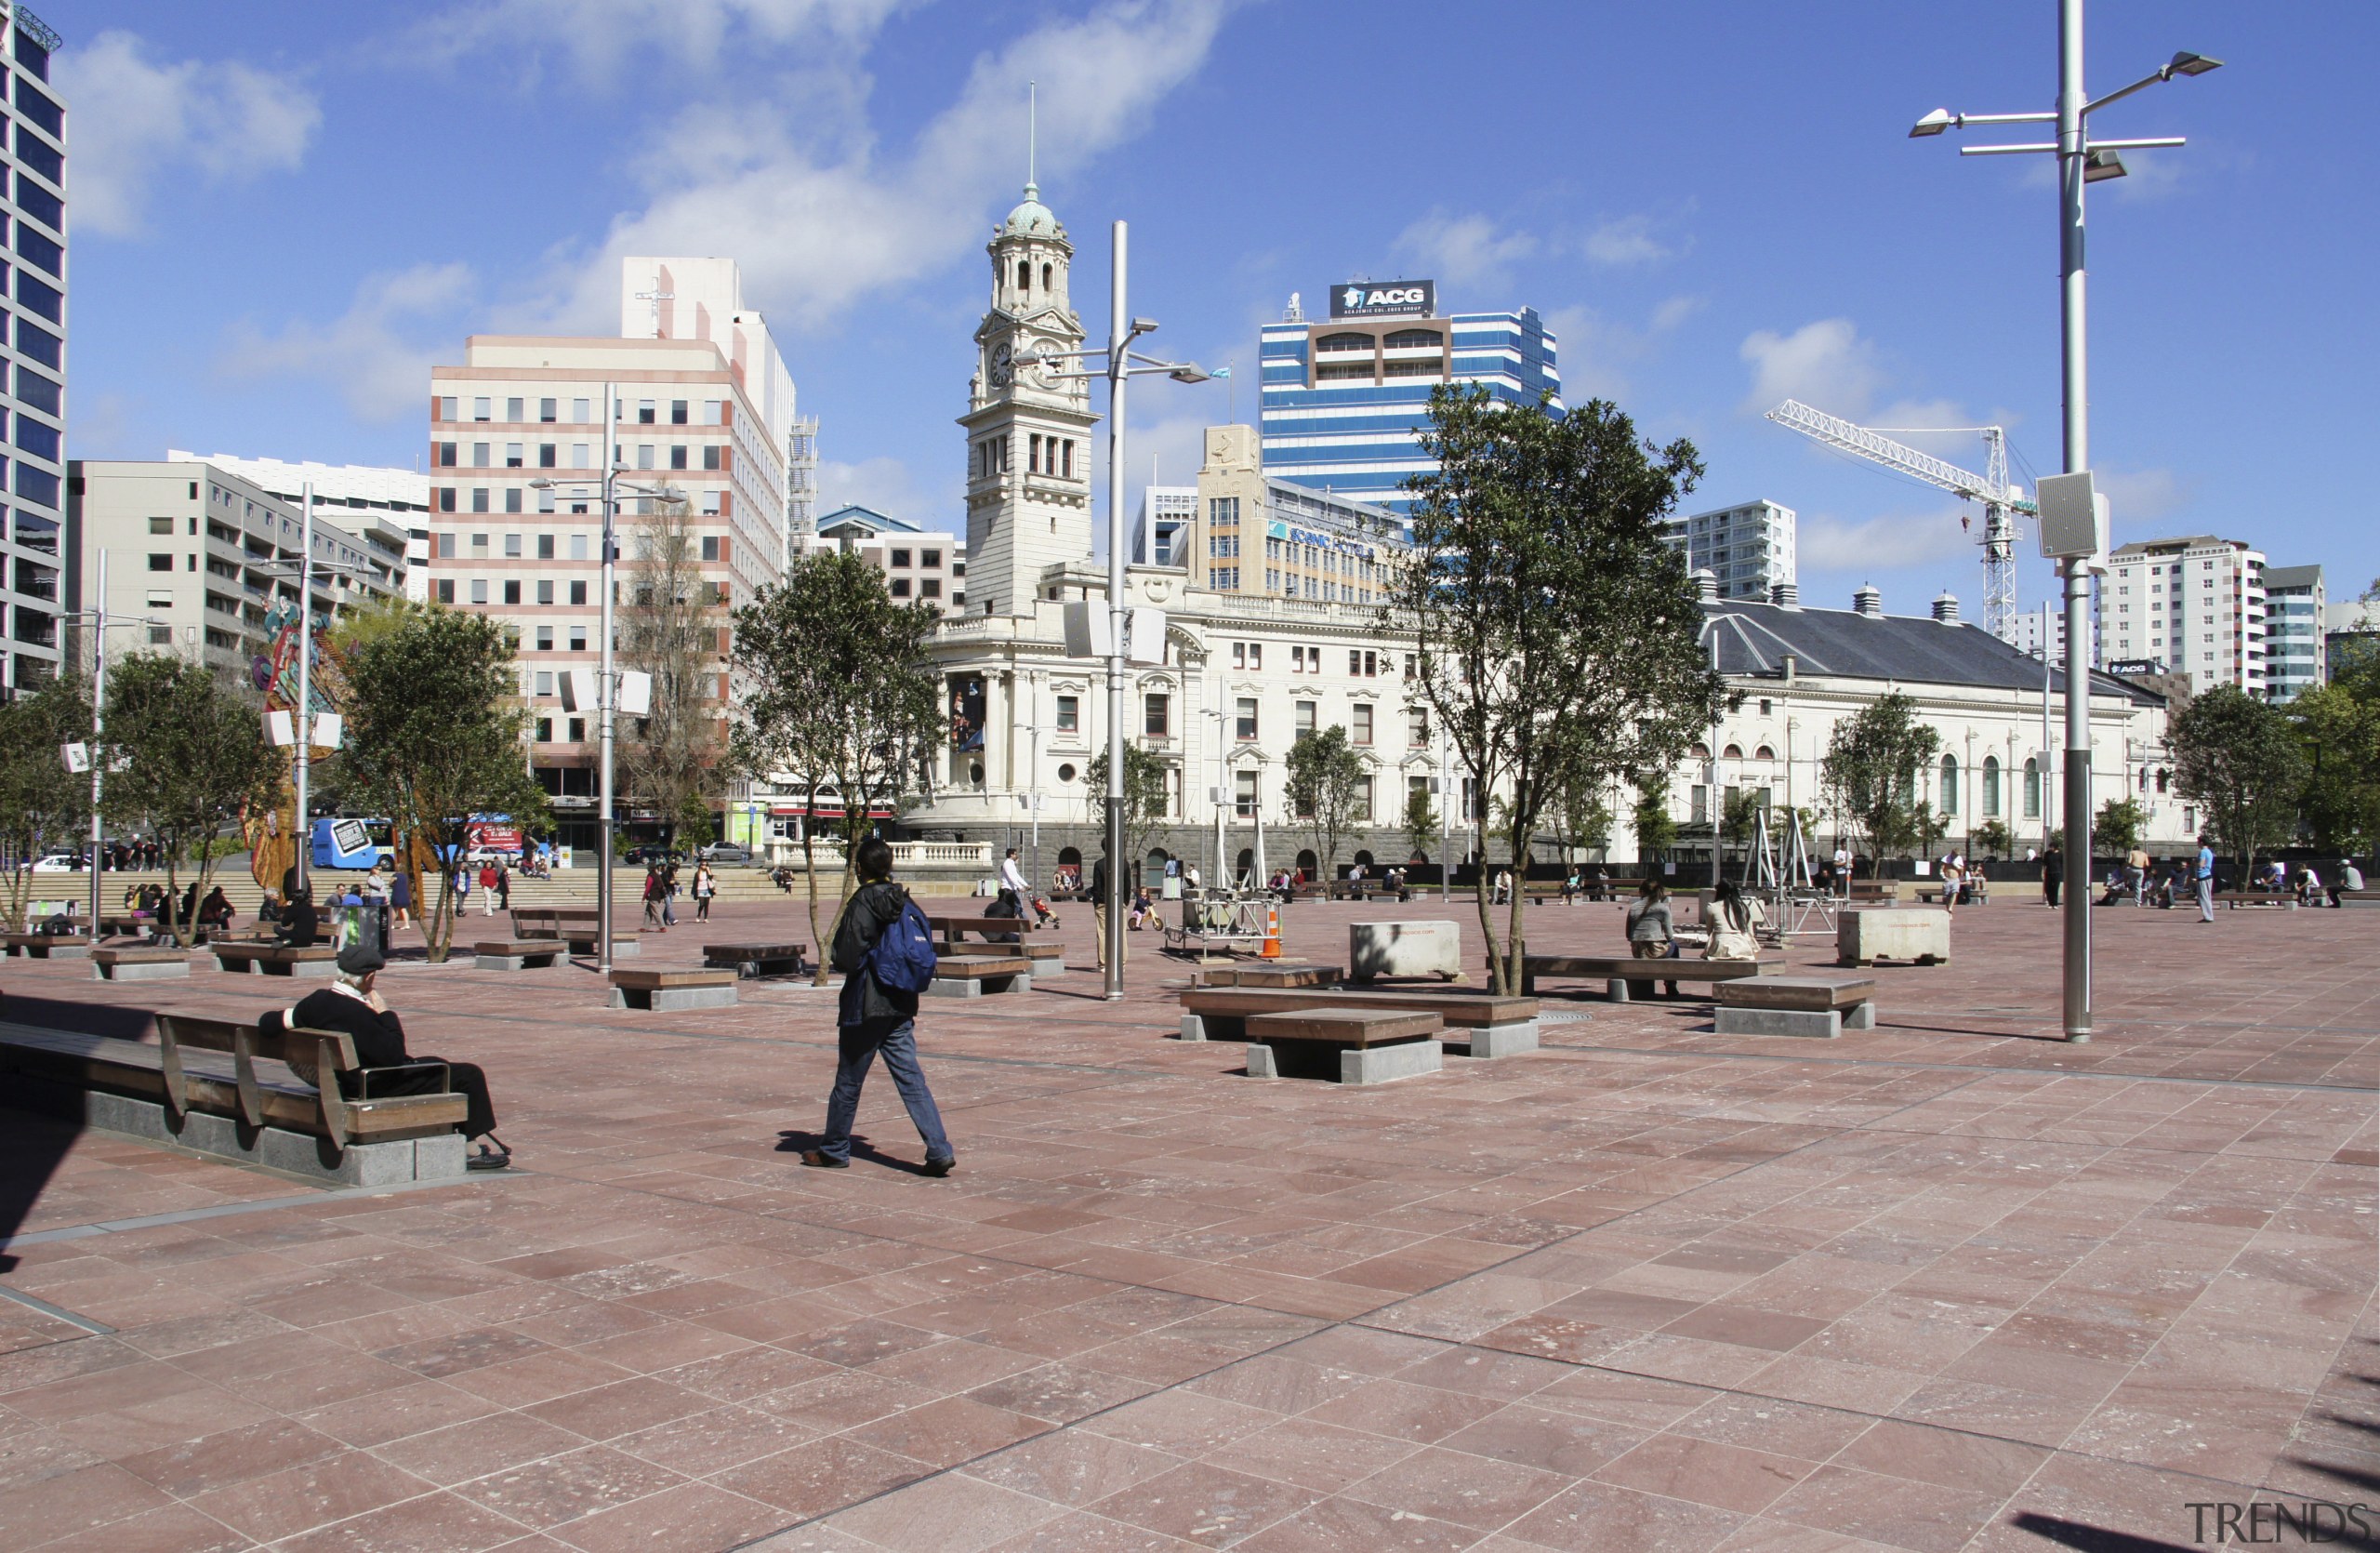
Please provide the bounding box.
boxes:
[2261,564,2325,703]
[1660,499,1796,604]
[2097,536,2268,697]
[165,452,428,599]
[1135,484,1196,567]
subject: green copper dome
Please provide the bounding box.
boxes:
[999,182,1062,239]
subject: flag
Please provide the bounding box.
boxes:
[1210,365,1231,379]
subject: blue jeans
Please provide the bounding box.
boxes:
[820,1018,952,1164]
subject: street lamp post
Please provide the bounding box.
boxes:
[1012,219,1208,1001]
[1911,1,2219,1042]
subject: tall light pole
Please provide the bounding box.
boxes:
[293,483,315,902]
[1012,221,1207,1000]
[1911,5,2218,1042]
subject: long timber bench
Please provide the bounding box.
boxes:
[703,941,810,977]
[1244,1008,1445,1085]
[91,946,191,982]
[1,932,93,959]
[1713,976,1878,1039]
[1177,986,1540,1059]
[214,943,340,977]
[937,938,1064,978]
[928,955,1032,998]
[473,938,565,971]
[609,968,736,1011]
[1517,954,1765,1002]
[510,908,636,957]
[0,1014,469,1185]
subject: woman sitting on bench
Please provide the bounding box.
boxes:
[260,941,512,1171]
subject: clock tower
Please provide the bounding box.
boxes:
[959,179,1097,616]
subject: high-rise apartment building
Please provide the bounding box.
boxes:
[2261,564,2325,702]
[2097,536,2267,696]
[1134,485,1195,567]
[1260,281,1558,523]
[426,311,790,841]
[165,451,428,598]
[799,504,965,609]
[66,460,406,676]
[1659,499,1796,604]
[1,7,65,695]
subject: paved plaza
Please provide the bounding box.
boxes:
[0,893,2373,1552]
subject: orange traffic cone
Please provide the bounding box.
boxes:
[1259,902,1281,958]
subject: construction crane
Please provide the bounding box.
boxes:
[1765,399,2036,643]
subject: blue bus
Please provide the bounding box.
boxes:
[311,817,393,870]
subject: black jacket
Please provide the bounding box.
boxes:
[1090,856,1110,908]
[831,879,920,1027]
[278,899,320,947]
[260,985,410,1088]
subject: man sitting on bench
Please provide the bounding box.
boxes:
[277,889,321,948]
[260,941,512,1171]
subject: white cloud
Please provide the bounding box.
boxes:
[1581,214,1670,267]
[220,263,477,422]
[1548,296,1700,402]
[1800,506,1976,573]
[1391,211,1537,287]
[523,0,1236,335]
[817,454,939,523]
[1739,317,1886,418]
[2096,465,2189,527]
[407,0,909,84]
[54,32,321,238]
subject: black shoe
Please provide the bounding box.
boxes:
[800,1150,849,1169]
[467,1144,511,1172]
[921,1157,956,1178]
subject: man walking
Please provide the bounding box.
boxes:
[2196,835,2216,923]
[1091,850,1124,973]
[2127,843,2149,906]
[803,837,956,1176]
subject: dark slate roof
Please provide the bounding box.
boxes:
[1699,600,2162,707]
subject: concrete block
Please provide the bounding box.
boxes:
[1177,1014,1209,1042]
[1244,1042,1277,1078]
[26,939,93,959]
[68,1087,452,1185]
[263,957,339,980]
[1715,1005,1841,1039]
[1348,920,1463,982]
[1341,1038,1443,1085]
[94,958,191,982]
[415,1132,469,1180]
[1451,1020,1540,1059]
[1844,1000,1877,1030]
[611,983,739,1011]
[925,971,1028,999]
[1836,908,1950,967]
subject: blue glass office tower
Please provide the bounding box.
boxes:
[1259,283,1558,524]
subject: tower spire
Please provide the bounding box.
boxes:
[1026,80,1038,196]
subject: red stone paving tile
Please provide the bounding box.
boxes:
[1232,1493,1481,1552]
[187,1451,437,1543]
[445,1347,642,1409]
[296,1378,504,1448]
[823,1470,1067,1552]
[962,1427,1188,1507]
[613,1404,824,1475]
[966,1360,1154,1423]
[1505,1479,1749,1551]
[1833,1417,2050,1496]
[1345,1441,1572,1530]
[844,1394,1050,1468]
[450,1445,689,1531]
[116,1414,346,1496]
[972,1508,1204,1552]
[0,1458,178,1546]
[373,1414,598,1487]
[520,1376,711,1441]
[710,1436,933,1519]
[32,1501,255,1552]
[1593,1430,1814,1514]
[268,1487,534,1553]
[1201,1418,1421,1493]
[1087,1458,1321,1547]
[1760,1463,2009,1553]
[1300,1375,1508,1444]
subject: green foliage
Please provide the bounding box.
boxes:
[101,656,279,946]
[0,675,92,930]
[335,604,549,962]
[730,550,943,976]
[1970,817,2013,861]
[674,794,717,852]
[1720,787,1765,851]
[1821,692,1940,873]
[1085,742,1173,881]
[1401,778,1439,863]
[2170,684,2307,870]
[1911,801,1947,858]
[1281,724,1368,880]
[1633,776,1678,858]
[1387,385,1726,994]
[2096,797,2147,856]
[2291,672,2380,855]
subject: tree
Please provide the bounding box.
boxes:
[1543,752,1615,863]
[335,604,550,962]
[619,499,721,849]
[1633,776,1678,861]
[0,676,91,930]
[1281,725,1366,883]
[1971,817,2013,861]
[1720,786,1766,861]
[730,551,941,982]
[2292,665,2380,856]
[1401,778,1438,865]
[2172,684,2307,873]
[1385,386,1726,995]
[2096,797,2146,856]
[1911,800,1947,860]
[1821,693,1940,874]
[101,657,279,947]
[1085,742,1172,885]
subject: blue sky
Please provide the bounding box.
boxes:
[57,0,2379,617]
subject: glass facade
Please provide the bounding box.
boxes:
[2,5,62,694]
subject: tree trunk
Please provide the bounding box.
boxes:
[802,816,827,987]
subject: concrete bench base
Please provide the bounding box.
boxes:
[217,954,339,978]
[1445,1020,1540,1059]
[21,1081,465,1186]
[8,937,92,959]
[611,982,737,1011]
[1714,1002,1877,1039]
[93,953,190,982]
[476,951,562,971]
[1246,1037,1441,1085]
[1348,920,1463,982]
[927,970,1032,998]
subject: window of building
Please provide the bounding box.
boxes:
[1383,328,1444,350]
[503,533,522,558]
[920,550,941,568]
[435,442,456,468]
[473,397,492,421]
[570,581,588,606]
[1144,693,1170,737]
[469,442,490,468]
[504,489,523,514]
[1939,754,1959,816]
[890,549,911,568]
[638,399,656,424]
[1982,756,2001,816]
[147,514,171,535]
[503,580,522,604]
[536,625,553,651]
[569,627,587,652]
[568,717,586,741]
[536,580,553,605]
[670,400,688,425]
[1408,706,1429,747]
[503,442,522,468]
[435,578,455,604]
[921,578,942,599]
[1236,697,1259,740]
[891,577,910,597]
[504,397,523,421]
[439,396,459,421]
[147,551,172,572]
[1054,694,1079,733]
[1352,703,1372,745]
[1236,770,1258,817]
[571,398,591,423]
[1294,699,1316,737]
[2023,757,2042,818]
[1690,784,1709,823]
[666,445,686,471]
[469,579,489,604]
[570,535,589,561]
[471,488,491,513]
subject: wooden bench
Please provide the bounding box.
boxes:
[2334,890,2380,909]
[91,946,190,982]
[703,940,811,977]
[1195,962,1342,989]
[1912,883,1989,906]
[927,954,1031,998]
[1,932,93,959]
[510,906,604,936]
[214,942,340,977]
[1177,986,1540,1059]
[1516,954,1765,1003]
[925,913,1029,947]
[940,937,1064,977]
[1714,976,1878,1039]
[0,1014,469,1185]
[2211,891,2296,910]
[1243,1008,1445,1085]
[473,938,565,971]
[609,967,736,1011]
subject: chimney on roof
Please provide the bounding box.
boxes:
[1692,567,1718,601]
[1932,591,1960,623]
[1853,583,1882,618]
[1779,652,1797,684]
[1769,582,1798,608]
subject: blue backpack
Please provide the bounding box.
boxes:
[866,895,940,994]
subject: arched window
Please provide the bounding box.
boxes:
[1041,262,1052,290]
[1982,755,2001,816]
[2157,768,2171,794]
[2023,757,2042,818]
[1723,744,1743,759]
[1939,754,1958,816]
[1295,849,1319,880]
[1754,745,1776,762]
[1690,742,1711,762]
[1016,259,1030,291]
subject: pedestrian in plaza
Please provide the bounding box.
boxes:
[1704,879,1760,961]
[663,862,681,927]
[803,835,955,1176]
[694,862,715,923]
[454,865,470,914]
[390,868,413,930]
[2041,847,2062,909]
[477,859,498,916]
[1625,879,1680,999]
[496,860,512,913]
[2294,863,2321,909]
[2127,843,2150,906]
[264,939,511,1171]
[2328,858,2365,907]
[2195,835,2217,922]
[1939,854,1964,921]
[1091,850,1124,972]
[642,863,668,932]
[277,890,321,949]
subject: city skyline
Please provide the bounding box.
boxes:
[55,1,2377,622]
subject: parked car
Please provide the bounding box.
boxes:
[31,851,86,872]
[698,843,755,866]
[623,845,685,866]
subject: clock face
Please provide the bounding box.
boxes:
[988,342,1013,389]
